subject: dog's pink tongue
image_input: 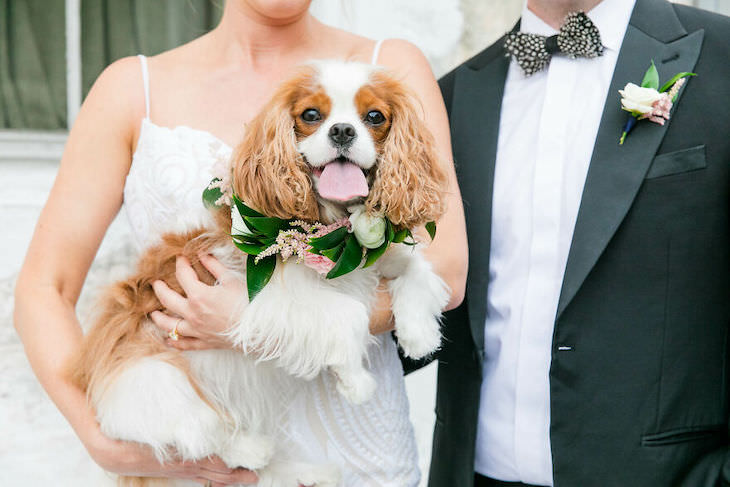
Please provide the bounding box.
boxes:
[317,161,368,201]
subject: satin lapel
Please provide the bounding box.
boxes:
[452,52,510,353]
[556,1,704,319]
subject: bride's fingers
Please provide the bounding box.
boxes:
[198,253,229,283]
[192,479,224,487]
[190,468,258,485]
[149,311,199,339]
[165,336,213,351]
[202,469,258,485]
[229,468,259,484]
[152,279,190,317]
[177,255,205,294]
[195,456,234,474]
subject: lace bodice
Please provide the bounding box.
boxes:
[121,54,419,486]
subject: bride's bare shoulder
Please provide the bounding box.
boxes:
[81,56,147,130]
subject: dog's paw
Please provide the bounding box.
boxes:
[220,432,275,470]
[297,465,342,487]
[396,318,442,359]
[334,368,377,405]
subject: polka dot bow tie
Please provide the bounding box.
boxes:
[504,11,605,76]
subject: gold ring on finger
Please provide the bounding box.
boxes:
[168,318,182,341]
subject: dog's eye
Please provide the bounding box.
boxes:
[365,110,386,126]
[301,108,322,123]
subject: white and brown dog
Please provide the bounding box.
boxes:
[70,60,450,486]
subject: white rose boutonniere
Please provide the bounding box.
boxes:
[619,83,664,115]
[618,60,696,145]
[349,206,387,249]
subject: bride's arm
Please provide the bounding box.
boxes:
[369,40,469,333]
[13,56,255,485]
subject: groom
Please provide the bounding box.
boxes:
[416,0,730,485]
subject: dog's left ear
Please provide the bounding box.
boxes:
[365,72,449,229]
[231,68,320,221]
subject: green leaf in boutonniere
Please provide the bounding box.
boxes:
[640,60,660,90]
[659,72,697,98]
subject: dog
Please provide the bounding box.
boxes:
[69,60,450,486]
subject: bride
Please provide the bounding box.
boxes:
[13,0,467,485]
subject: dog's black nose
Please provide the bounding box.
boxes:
[328,123,356,146]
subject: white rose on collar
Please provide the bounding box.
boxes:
[348,206,386,249]
[619,83,663,115]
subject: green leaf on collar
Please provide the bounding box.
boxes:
[232,194,265,218]
[247,254,275,300]
[243,216,289,236]
[202,180,224,209]
[309,226,348,250]
[363,239,389,268]
[425,221,437,240]
[386,219,395,243]
[392,227,409,244]
[232,239,266,256]
[326,234,363,279]
[320,241,345,262]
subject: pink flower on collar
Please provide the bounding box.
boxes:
[303,253,336,275]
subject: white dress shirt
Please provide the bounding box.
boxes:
[474,1,636,484]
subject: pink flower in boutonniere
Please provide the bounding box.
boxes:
[618,61,695,145]
[639,78,686,125]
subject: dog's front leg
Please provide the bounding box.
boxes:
[228,263,376,404]
[376,245,450,359]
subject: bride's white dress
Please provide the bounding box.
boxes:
[122,54,420,486]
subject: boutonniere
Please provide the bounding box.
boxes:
[203,178,436,300]
[618,61,696,145]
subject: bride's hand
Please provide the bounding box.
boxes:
[150,253,248,351]
[83,419,257,485]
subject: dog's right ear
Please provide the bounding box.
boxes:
[231,69,320,221]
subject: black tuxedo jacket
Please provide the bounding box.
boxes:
[414,1,730,485]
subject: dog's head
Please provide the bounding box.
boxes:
[231,60,448,228]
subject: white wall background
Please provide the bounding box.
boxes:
[0,0,715,485]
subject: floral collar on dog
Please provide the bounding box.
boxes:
[203,177,435,300]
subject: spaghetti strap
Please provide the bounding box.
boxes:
[137,54,150,119]
[371,39,385,65]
